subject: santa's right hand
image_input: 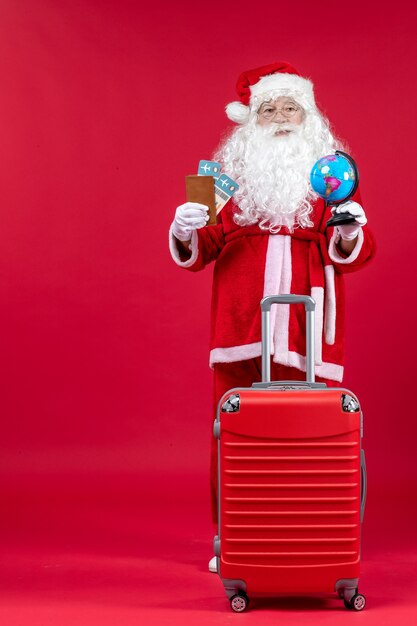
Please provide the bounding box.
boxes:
[171,202,210,242]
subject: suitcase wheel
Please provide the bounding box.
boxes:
[230,593,249,612]
[344,593,366,611]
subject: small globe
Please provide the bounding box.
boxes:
[310,153,357,204]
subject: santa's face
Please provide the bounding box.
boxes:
[215,96,340,233]
[257,96,305,133]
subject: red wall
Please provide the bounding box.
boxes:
[0,0,415,529]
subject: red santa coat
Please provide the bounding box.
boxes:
[169,191,375,382]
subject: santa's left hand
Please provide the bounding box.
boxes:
[332,201,367,241]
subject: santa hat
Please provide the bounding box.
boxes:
[226,61,316,124]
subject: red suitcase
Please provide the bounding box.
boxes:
[213,295,367,612]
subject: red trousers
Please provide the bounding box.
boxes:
[210,358,338,525]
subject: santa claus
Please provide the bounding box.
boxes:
[168,62,375,571]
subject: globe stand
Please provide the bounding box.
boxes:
[326,210,357,227]
[324,151,359,229]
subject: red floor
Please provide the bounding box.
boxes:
[1,474,416,625]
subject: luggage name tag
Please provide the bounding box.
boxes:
[214,174,239,213]
[198,160,221,180]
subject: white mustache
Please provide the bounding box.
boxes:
[262,122,299,136]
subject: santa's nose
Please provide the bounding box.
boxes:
[274,113,288,123]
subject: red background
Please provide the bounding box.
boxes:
[0,1,416,624]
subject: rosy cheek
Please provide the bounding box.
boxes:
[295,112,305,125]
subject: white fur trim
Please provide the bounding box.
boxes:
[311,287,324,365]
[225,101,251,124]
[209,343,343,382]
[262,237,323,368]
[328,227,364,264]
[263,235,288,359]
[210,342,263,366]
[271,236,292,362]
[250,73,315,108]
[284,351,344,382]
[324,265,336,345]
[168,224,199,268]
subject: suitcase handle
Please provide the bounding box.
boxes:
[260,295,316,384]
[360,449,367,522]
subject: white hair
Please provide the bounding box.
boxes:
[215,103,344,233]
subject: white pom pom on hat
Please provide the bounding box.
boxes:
[225,61,316,124]
[225,101,251,124]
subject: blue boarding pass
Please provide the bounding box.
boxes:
[214,174,239,213]
[198,160,221,180]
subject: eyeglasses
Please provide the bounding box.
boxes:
[258,102,302,120]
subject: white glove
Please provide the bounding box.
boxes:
[332,201,367,241]
[171,202,210,242]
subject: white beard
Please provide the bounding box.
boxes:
[215,111,342,232]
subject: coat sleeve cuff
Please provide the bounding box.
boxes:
[328,227,364,264]
[168,225,199,268]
